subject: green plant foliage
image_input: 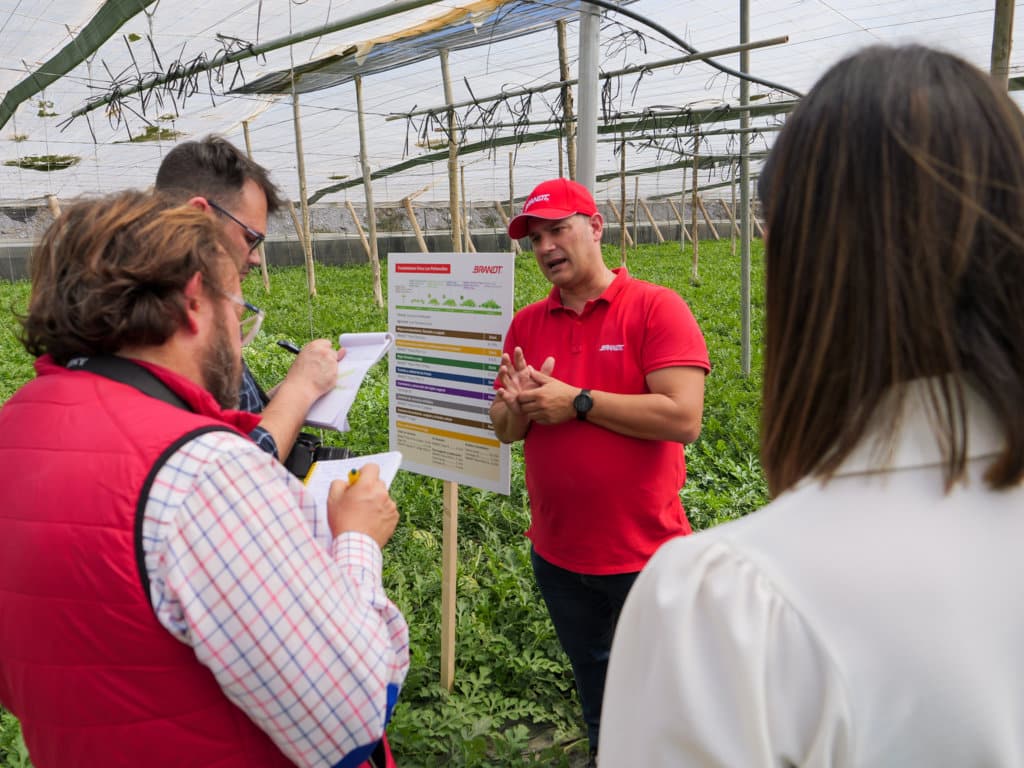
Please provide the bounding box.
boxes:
[117,124,183,143]
[3,155,80,172]
[0,709,30,768]
[0,238,766,766]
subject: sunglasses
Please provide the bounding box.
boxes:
[207,199,266,255]
[217,290,266,346]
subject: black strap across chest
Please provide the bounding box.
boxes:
[68,355,191,412]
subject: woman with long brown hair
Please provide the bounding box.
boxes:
[600,45,1024,766]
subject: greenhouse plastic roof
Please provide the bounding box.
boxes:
[0,0,1020,207]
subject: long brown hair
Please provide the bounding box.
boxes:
[21,190,230,364]
[760,45,1024,495]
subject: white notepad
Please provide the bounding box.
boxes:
[303,450,403,527]
[305,332,393,431]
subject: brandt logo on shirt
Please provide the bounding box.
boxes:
[599,344,625,352]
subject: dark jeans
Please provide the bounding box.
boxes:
[530,547,640,750]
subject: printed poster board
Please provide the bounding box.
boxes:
[387,253,514,494]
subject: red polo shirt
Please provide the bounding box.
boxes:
[501,269,710,574]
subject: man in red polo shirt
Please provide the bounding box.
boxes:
[490,178,710,767]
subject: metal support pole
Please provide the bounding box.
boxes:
[576,4,600,191]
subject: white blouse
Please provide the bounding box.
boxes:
[600,384,1024,767]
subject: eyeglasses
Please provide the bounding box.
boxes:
[218,290,265,346]
[207,198,266,255]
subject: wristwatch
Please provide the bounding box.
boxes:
[573,389,593,421]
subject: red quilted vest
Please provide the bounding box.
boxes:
[0,357,394,768]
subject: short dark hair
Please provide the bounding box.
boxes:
[20,191,231,364]
[760,44,1024,494]
[154,134,283,214]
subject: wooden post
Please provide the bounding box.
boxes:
[286,200,311,264]
[290,86,316,296]
[619,136,627,266]
[639,198,664,243]
[606,199,634,247]
[696,196,720,240]
[355,74,384,307]
[730,167,738,256]
[690,130,700,284]
[508,152,515,224]
[440,50,462,254]
[461,164,475,253]
[991,0,1016,88]
[440,51,461,691]
[632,177,640,247]
[242,120,271,293]
[557,19,577,181]
[440,480,459,691]
[668,197,690,245]
[403,197,429,253]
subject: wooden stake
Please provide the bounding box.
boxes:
[439,481,459,691]
[461,164,475,253]
[242,120,271,293]
[639,198,664,243]
[403,197,429,253]
[729,168,738,256]
[696,195,720,240]
[668,197,691,244]
[632,177,640,247]
[721,199,741,238]
[750,202,766,238]
[606,199,634,247]
[493,201,521,254]
[690,131,700,283]
[344,200,371,259]
[286,200,307,254]
[355,74,384,307]
[290,88,316,296]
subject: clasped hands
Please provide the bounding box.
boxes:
[494,346,577,425]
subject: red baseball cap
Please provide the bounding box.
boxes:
[508,178,598,240]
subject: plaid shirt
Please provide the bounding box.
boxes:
[141,429,409,767]
[239,362,279,459]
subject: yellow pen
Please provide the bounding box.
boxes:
[348,467,361,486]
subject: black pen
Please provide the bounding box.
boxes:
[276,339,301,355]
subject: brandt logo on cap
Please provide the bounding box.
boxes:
[523,193,551,213]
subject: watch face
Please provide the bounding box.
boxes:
[574,390,593,416]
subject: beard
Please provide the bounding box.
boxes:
[202,305,242,410]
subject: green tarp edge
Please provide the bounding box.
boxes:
[0,0,156,132]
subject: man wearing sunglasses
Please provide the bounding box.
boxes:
[155,135,341,467]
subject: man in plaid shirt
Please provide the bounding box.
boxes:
[0,191,408,767]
